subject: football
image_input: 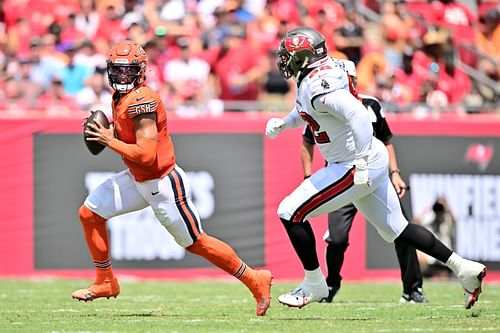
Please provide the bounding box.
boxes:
[83,110,110,155]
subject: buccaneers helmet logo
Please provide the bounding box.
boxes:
[285,35,314,52]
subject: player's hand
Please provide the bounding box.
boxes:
[265,118,285,139]
[391,172,407,198]
[354,157,371,188]
[81,110,95,126]
[85,121,115,146]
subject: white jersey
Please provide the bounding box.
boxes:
[293,57,373,165]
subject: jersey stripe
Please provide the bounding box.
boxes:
[168,169,201,241]
[127,100,158,118]
[291,167,355,222]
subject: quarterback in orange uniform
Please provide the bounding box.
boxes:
[73,40,272,316]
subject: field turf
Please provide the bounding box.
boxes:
[1,278,498,333]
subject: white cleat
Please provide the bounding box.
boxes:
[456,261,487,309]
[278,284,329,309]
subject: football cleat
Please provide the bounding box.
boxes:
[72,277,120,302]
[456,261,487,309]
[278,283,328,309]
[318,285,340,303]
[251,270,273,316]
[399,288,428,304]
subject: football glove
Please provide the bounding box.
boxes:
[265,118,285,139]
[354,157,371,188]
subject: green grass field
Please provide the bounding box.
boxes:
[1,278,498,333]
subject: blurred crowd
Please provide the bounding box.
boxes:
[0,0,498,117]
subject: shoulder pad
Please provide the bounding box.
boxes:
[306,65,349,100]
[127,87,159,118]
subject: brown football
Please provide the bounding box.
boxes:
[83,110,110,155]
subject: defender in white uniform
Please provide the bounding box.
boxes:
[266,27,486,310]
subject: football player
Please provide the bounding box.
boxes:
[301,59,426,303]
[73,40,272,316]
[266,27,486,309]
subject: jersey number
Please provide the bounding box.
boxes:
[300,112,331,144]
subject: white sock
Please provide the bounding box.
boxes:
[304,267,324,282]
[445,252,464,276]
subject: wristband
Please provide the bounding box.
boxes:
[390,168,401,176]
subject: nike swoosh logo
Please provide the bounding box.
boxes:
[151,191,160,196]
[136,96,145,102]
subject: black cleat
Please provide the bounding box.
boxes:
[319,285,340,303]
[400,288,428,303]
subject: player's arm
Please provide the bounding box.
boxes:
[386,143,407,198]
[375,114,408,198]
[265,106,304,138]
[301,126,315,179]
[314,89,372,159]
[314,89,373,187]
[107,113,158,166]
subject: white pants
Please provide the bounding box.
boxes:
[278,139,408,242]
[84,165,203,247]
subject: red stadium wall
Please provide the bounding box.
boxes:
[0,113,499,281]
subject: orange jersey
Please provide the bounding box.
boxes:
[112,85,175,182]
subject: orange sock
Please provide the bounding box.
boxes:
[186,233,258,289]
[78,205,114,283]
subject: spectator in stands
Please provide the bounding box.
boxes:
[475,8,500,67]
[142,39,166,94]
[0,76,30,113]
[393,47,420,104]
[76,68,112,117]
[73,40,106,73]
[38,76,80,116]
[60,13,87,46]
[5,17,32,56]
[95,4,126,45]
[60,44,92,96]
[164,36,211,114]
[75,0,100,40]
[201,3,237,49]
[159,0,187,22]
[246,8,280,54]
[8,57,43,107]
[433,0,478,66]
[211,24,268,106]
[28,36,65,89]
[381,0,416,69]
[260,49,292,111]
[333,2,364,64]
[356,52,388,95]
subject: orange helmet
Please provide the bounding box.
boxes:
[106,40,148,93]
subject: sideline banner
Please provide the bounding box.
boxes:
[0,114,499,280]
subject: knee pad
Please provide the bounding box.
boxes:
[79,205,106,225]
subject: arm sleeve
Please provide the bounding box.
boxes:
[314,89,373,159]
[282,106,305,129]
[107,137,157,166]
[368,99,393,143]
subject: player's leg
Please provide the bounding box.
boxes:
[146,166,272,316]
[396,235,427,303]
[276,164,364,308]
[355,177,486,309]
[72,170,149,301]
[322,204,357,302]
